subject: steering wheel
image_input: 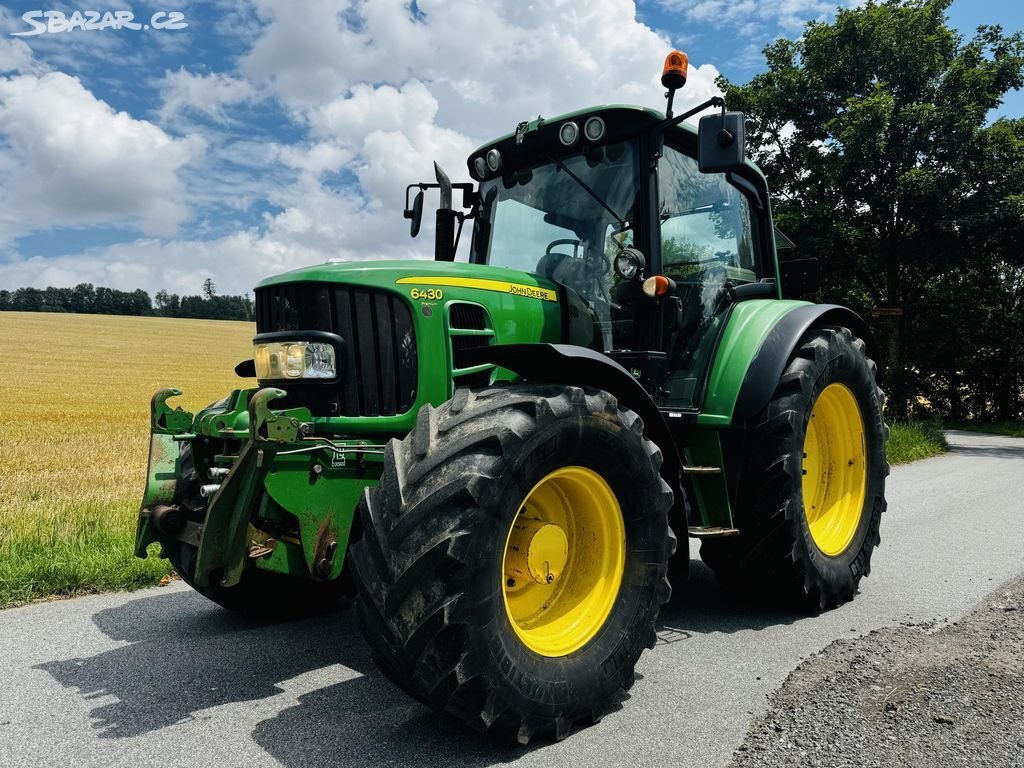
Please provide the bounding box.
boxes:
[544,237,611,278]
[545,238,582,259]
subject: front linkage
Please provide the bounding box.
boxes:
[136,387,381,597]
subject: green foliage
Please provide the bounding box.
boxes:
[722,0,1024,421]
[0,282,255,321]
[887,420,949,464]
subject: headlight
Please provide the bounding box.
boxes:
[254,341,336,380]
[613,247,646,281]
[486,148,502,172]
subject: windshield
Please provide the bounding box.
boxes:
[471,141,640,350]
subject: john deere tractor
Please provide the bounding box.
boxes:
[136,52,887,743]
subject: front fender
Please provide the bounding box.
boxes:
[460,343,683,498]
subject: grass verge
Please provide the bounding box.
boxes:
[949,421,1024,438]
[0,312,252,609]
[887,420,949,464]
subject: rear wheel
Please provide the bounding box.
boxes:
[700,325,888,610]
[350,384,674,743]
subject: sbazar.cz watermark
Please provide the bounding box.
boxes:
[10,10,187,35]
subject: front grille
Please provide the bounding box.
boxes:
[255,283,418,417]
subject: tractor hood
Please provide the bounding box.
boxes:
[256,258,560,301]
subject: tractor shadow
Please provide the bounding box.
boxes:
[655,553,805,643]
[33,585,541,765]
[33,587,372,740]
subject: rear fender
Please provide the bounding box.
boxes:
[733,304,877,425]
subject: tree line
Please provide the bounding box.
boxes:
[724,0,1024,422]
[0,278,254,321]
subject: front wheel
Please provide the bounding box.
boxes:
[349,384,675,743]
[701,325,888,610]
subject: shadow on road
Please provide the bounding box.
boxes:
[656,561,804,645]
[34,589,365,739]
[944,431,1024,460]
[33,560,803,765]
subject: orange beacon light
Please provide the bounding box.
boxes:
[661,50,688,91]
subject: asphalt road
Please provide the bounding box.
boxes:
[1,430,1022,768]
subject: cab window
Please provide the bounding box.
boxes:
[658,144,759,408]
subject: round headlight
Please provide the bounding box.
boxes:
[584,116,606,142]
[613,247,646,281]
[486,148,502,172]
[473,156,487,178]
[559,121,580,146]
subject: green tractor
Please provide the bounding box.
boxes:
[136,52,887,743]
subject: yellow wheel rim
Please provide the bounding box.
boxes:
[501,466,626,657]
[802,383,868,556]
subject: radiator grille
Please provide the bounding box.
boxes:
[255,283,417,417]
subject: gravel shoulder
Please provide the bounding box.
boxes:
[732,576,1024,767]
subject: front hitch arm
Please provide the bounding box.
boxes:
[193,387,303,589]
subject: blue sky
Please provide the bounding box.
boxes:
[0,0,1020,295]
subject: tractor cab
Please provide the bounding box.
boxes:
[463,104,768,410]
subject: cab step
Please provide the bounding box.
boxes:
[681,465,722,475]
[687,526,741,538]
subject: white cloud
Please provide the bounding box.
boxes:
[0,71,203,242]
[0,38,43,75]
[660,0,856,37]
[157,68,259,124]
[1,0,729,293]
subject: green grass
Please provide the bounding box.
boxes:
[948,421,1024,438]
[0,519,171,609]
[887,420,949,464]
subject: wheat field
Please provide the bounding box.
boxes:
[0,312,253,607]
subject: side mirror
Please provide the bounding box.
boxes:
[403,188,423,237]
[698,111,746,173]
[404,189,424,238]
[778,257,820,299]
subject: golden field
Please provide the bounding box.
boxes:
[0,312,253,606]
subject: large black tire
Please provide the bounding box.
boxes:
[700,325,888,611]
[349,384,675,743]
[168,443,352,621]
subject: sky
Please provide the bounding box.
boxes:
[0,0,1020,297]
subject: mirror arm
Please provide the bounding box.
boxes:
[652,95,725,168]
[659,95,725,133]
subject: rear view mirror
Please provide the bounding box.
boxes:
[698,111,746,173]
[404,189,424,237]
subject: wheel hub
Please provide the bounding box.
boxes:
[505,519,569,586]
[501,465,626,657]
[802,382,868,556]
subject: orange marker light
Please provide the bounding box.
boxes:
[661,50,688,90]
[642,275,673,298]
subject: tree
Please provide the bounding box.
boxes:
[721,0,1024,417]
[69,283,95,314]
[202,278,216,300]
